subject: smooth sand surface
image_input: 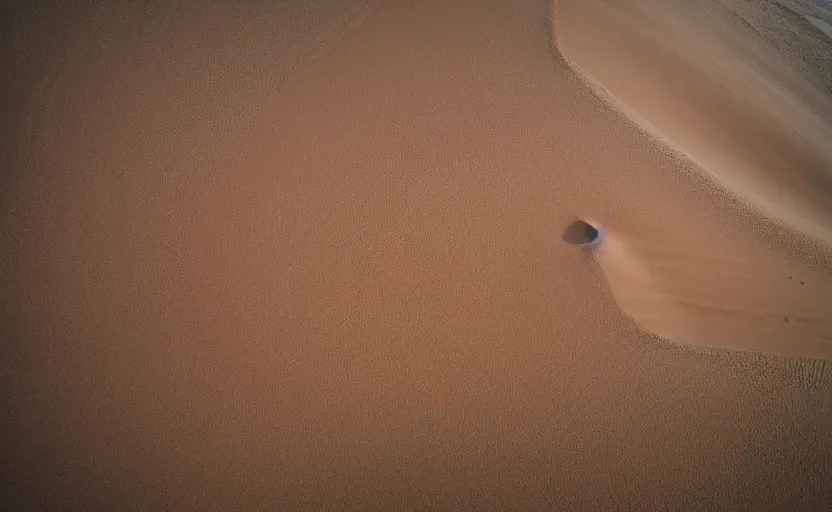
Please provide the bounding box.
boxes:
[3,0,832,509]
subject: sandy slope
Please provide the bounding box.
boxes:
[554,0,832,359]
[806,14,832,39]
[555,0,832,246]
[3,0,832,509]
[595,229,832,358]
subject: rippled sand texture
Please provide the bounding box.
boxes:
[3,0,832,509]
[555,0,832,358]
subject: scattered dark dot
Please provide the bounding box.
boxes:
[801,281,804,285]
[788,276,792,279]
[784,317,789,323]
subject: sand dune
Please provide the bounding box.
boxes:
[4,0,832,508]
[555,0,832,247]
[554,0,832,359]
[595,226,832,360]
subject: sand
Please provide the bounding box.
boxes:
[806,14,832,40]
[2,0,832,509]
[555,0,832,359]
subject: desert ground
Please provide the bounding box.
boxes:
[2,0,832,509]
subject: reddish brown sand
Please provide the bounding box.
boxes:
[2,0,832,509]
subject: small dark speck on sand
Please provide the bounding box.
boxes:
[562,220,600,246]
[801,281,805,285]
[784,317,789,323]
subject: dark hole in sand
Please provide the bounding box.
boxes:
[562,219,599,245]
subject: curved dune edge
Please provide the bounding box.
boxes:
[593,229,832,361]
[551,1,832,360]
[551,0,832,249]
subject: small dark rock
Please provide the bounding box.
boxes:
[562,219,600,246]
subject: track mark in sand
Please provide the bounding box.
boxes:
[786,356,832,387]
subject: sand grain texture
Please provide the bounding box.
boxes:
[3,0,832,509]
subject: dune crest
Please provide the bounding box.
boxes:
[552,0,832,359]
[552,0,832,247]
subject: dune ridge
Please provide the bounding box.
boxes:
[553,0,832,248]
[553,0,832,360]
